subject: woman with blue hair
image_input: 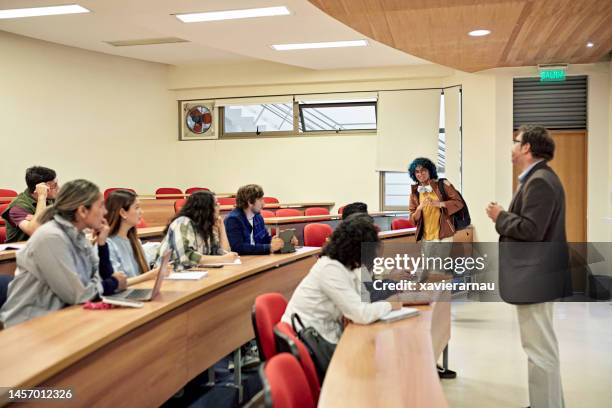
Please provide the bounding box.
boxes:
[407,157,463,279]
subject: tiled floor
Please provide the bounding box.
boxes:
[441,302,612,407]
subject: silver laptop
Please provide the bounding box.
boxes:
[105,251,170,301]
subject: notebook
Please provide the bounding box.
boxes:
[166,271,208,280]
[379,307,420,322]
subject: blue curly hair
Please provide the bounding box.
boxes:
[408,157,438,183]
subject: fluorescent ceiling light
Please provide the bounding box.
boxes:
[0,4,89,19]
[176,6,289,23]
[272,40,368,51]
[586,42,594,48]
[468,29,491,37]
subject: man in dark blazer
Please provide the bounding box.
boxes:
[486,125,571,408]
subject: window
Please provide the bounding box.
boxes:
[221,103,294,137]
[216,94,377,138]
[380,91,448,210]
[299,101,377,132]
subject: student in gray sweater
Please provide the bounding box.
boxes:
[0,179,127,328]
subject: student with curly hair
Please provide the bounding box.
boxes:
[282,214,400,345]
[157,191,237,271]
[407,157,464,277]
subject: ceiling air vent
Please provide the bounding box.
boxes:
[104,37,189,47]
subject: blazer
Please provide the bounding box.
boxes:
[495,161,572,304]
[224,208,272,255]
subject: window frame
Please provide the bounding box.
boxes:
[298,100,378,134]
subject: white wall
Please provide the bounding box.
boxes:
[171,62,450,211]
[0,31,176,194]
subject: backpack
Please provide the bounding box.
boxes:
[437,178,471,231]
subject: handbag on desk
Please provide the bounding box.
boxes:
[291,313,336,382]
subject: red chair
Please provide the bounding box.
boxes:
[0,189,17,205]
[260,353,315,408]
[0,203,9,226]
[174,199,186,213]
[185,187,209,195]
[261,210,276,218]
[274,322,321,401]
[155,187,183,200]
[304,207,329,216]
[218,197,236,206]
[391,218,415,230]
[0,226,5,244]
[303,223,333,247]
[104,188,136,200]
[263,197,279,204]
[251,293,288,361]
[136,217,148,228]
[337,206,345,215]
[275,209,303,217]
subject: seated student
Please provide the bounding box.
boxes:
[282,213,400,345]
[1,166,59,243]
[224,184,296,255]
[105,190,162,285]
[157,191,237,271]
[341,201,368,220]
[0,179,127,328]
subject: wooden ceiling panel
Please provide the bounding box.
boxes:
[308,0,612,72]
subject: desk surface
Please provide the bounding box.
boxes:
[264,211,409,225]
[318,301,450,408]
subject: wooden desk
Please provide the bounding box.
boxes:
[138,200,333,228]
[0,248,320,407]
[318,301,450,408]
[265,211,410,242]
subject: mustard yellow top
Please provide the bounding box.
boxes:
[419,191,440,241]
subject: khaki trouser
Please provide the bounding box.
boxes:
[516,302,565,408]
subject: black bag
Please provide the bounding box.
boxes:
[291,313,336,382]
[438,178,471,231]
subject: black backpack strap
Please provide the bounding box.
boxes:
[291,313,305,334]
[437,178,448,201]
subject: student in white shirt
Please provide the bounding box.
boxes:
[282,214,400,344]
[104,190,164,285]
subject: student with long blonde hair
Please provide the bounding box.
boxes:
[0,179,127,328]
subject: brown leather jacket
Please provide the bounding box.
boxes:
[408,179,464,241]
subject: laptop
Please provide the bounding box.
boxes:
[105,251,170,302]
[278,229,296,254]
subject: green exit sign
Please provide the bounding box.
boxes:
[540,69,566,82]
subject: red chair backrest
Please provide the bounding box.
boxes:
[218,197,236,206]
[303,223,333,247]
[185,187,210,195]
[0,203,9,226]
[261,353,315,408]
[104,188,136,200]
[275,209,303,217]
[337,206,345,214]
[155,187,183,200]
[391,218,415,230]
[252,293,288,361]
[263,197,279,204]
[274,322,321,401]
[261,210,276,218]
[304,207,329,216]
[174,199,187,213]
[136,217,148,228]
[0,189,17,205]
[0,226,5,244]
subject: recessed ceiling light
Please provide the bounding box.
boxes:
[468,29,491,37]
[272,40,368,51]
[586,42,594,48]
[175,6,290,23]
[0,4,89,19]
